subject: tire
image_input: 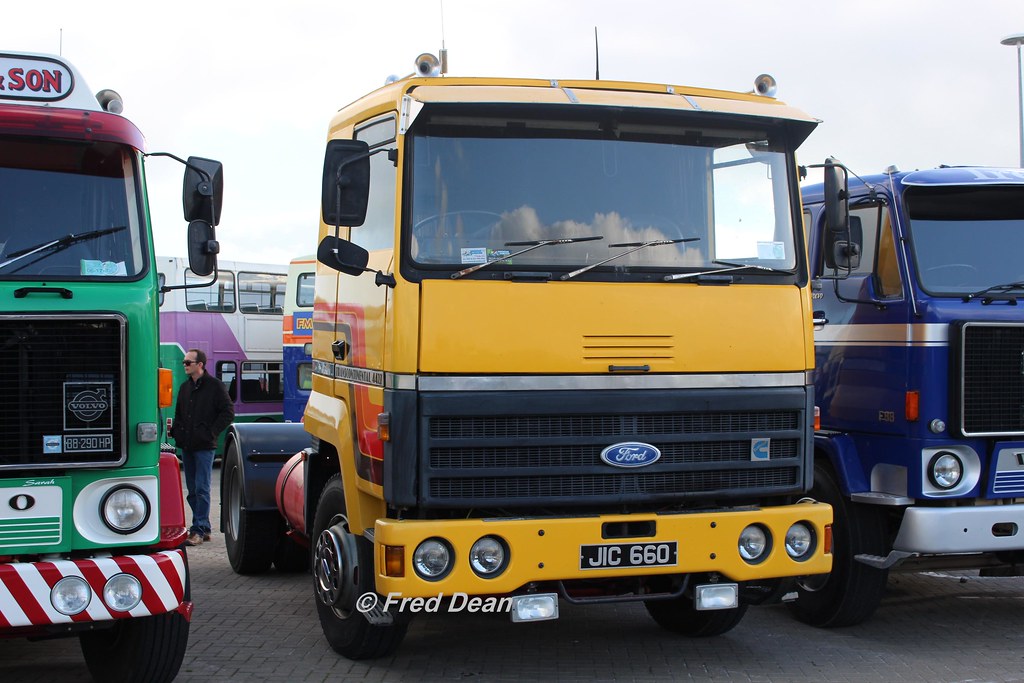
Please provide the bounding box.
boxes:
[644,592,748,637]
[789,461,889,627]
[312,475,407,659]
[80,601,189,683]
[223,439,282,574]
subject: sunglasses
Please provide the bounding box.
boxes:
[182,360,197,366]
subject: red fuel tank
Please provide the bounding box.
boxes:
[275,451,306,536]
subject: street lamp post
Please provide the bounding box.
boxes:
[1001,34,1024,167]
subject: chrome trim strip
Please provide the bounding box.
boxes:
[408,372,805,391]
[814,323,948,347]
[317,367,810,392]
[386,373,417,390]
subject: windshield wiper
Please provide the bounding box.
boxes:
[559,237,700,281]
[450,235,603,279]
[963,281,1024,303]
[0,226,127,272]
[663,259,787,282]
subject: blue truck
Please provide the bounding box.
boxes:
[797,162,1024,626]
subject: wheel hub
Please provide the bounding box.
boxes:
[314,519,359,615]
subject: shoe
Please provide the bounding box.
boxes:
[203,533,211,542]
[186,533,204,547]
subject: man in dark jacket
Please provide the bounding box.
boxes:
[170,348,234,547]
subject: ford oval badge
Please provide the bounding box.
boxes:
[600,442,661,468]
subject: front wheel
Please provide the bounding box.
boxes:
[644,586,748,637]
[80,609,189,683]
[312,475,407,659]
[789,462,889,627]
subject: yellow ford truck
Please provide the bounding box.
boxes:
[222,55,832,659]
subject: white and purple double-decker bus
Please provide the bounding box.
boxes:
[157,255,288,455]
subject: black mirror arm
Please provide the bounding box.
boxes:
[332,261,395,289]
[145,152,219,228]
[831,275,887,311]
[161,267,218,294]
[145,152,213,189]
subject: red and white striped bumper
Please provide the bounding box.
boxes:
[0,549,187,629]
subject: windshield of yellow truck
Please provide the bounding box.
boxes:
[406,113,797,279]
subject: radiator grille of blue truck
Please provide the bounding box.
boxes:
[958,322,1024,436]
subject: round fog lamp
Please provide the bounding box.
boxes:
[103,573,143,612]
[51,576,91,616]
[785,522,814,560]
[738,524,770,563]
[413,538,452,580]
[101,485,150,534]
[470,536,507,577]
[929,452,963,489]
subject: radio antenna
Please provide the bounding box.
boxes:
[594,27,600,80]
[439,0,449,74]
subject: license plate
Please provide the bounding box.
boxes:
[579,541,678,570]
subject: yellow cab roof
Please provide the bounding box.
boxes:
[327,75,819,144]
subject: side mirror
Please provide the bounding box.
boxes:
[182,157,224,225]
[824,157,849,233]
[187,220,219,277]
[317,235,369,277]
[824,215,863,273]
[322,140,371,227]
[832,240,861,271]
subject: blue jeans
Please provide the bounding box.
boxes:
[182,448,215,537]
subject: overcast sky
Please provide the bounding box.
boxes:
[4,1,1023,264]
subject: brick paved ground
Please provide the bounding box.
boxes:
[3,467,1024,682]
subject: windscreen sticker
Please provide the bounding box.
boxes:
[460,248,512,264]
[80,260,128,276]
[757,241,786,260]
[460,247,487,264]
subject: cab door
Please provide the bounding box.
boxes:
[811,199,910,434]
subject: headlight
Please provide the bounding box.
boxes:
[738,524,770,563]
[103,573,143,612]
[51,576,91,615]
[101,485,150,534]
[785,522,815,560]
[929,451,963,489]
[469,536,508,577]
[413,538,453,580]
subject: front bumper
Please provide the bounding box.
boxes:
[0,549,188,631]
[894,503,1024,554]
[373,501,832,598]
